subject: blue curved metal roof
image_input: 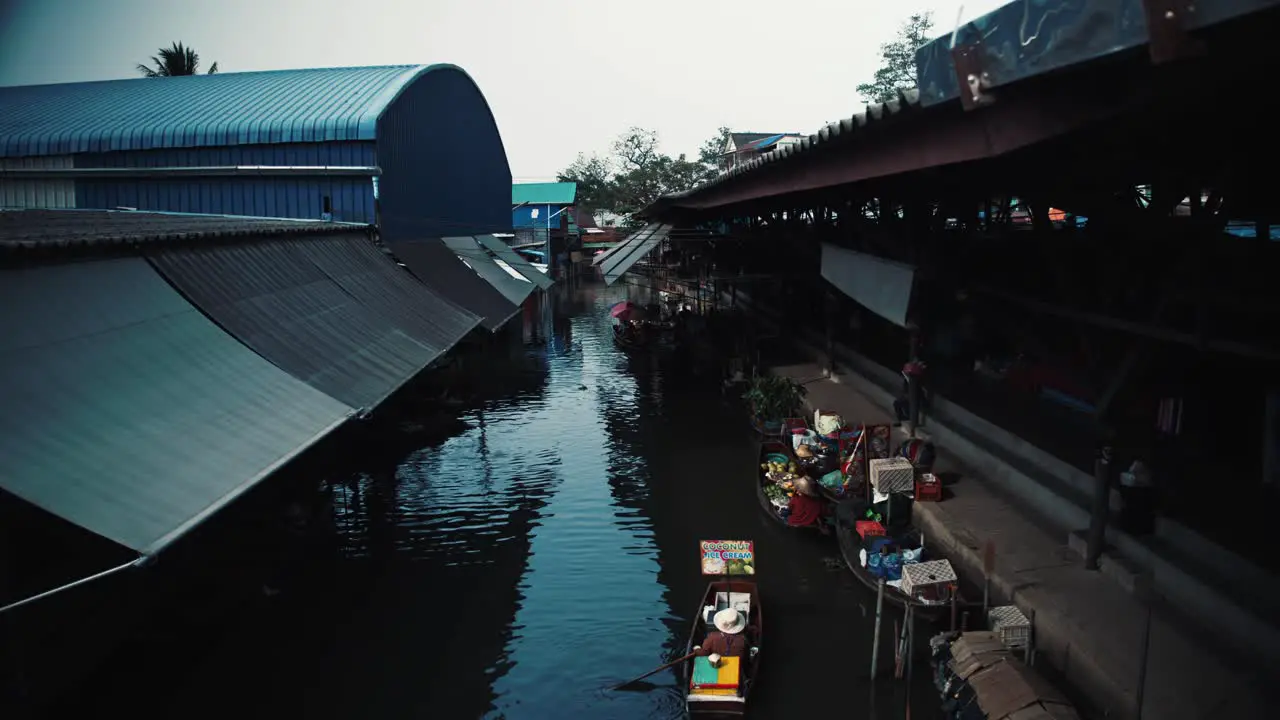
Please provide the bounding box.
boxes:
[0,64,444,159]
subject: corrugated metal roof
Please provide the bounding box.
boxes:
[299,235,481,358]
[385,238,519,332]
[0,64,459,159]
[148,234,477,412]
[0,209,366,256]
[736,133,789,152]
[511,182,576,206]
[657,0,1280,211]
[598,223,670,286]
[728,133,775,149]
[649,90,922,210]
[441,235,534,306]
[0,257,353,554]
[474,234,554,289]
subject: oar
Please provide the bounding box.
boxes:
[609,651,697,691]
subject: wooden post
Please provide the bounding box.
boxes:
[893,619,903,679]
[1135,573,1155,719]
[870,579,886,678]
[905,604,915,718]
[1085,445,1112,570]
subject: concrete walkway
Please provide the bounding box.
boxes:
[771,362,1270,720]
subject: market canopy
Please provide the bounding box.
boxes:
[386,237,520,332]
[149,233,479,411]
[0,258,354,556]
[474,234,554,289]
[441,236,535,306]
[820,243,915,328]
[594,223,671,286]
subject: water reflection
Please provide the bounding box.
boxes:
[484,309,680,719]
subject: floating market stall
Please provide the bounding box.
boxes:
[804,406,957,614]
[609,301,675,353]
[756,440,827,531]
[685,540,762,717]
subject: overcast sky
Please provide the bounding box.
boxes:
[0,0,1005,181]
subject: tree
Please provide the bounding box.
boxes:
[137,42,219,77]
[697,126,732,182]
[556,153,614,212]
[609,128,702,215]
[855,12,934,104]
[612,127,661,172]
[556,126,724,217]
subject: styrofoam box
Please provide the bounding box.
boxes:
[870,457,915,493]
[900,559,957,595]
[988,605,1031,648]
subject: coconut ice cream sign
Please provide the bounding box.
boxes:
[700,540,755,576]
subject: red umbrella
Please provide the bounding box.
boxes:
[610,301,643,321]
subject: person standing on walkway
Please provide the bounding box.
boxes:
[893,358,929,425]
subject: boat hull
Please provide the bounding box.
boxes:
[683,580,761,717]
[834,508,949,620]
[755,441,821,532]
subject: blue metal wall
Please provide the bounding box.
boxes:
[513,204,558,229]
[376,66,511,240]
[73,142,376,222]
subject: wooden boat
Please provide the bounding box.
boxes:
[834,497,954,620]
[613,321,678,355]
[683,578,762,717]
[754,441,817,530]
[612,323,639,351]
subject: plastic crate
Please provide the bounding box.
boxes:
[855,520,885,539]
[988,605,1031,648]
[870,457,915,494]
[915,473,942,502]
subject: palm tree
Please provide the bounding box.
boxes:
[136,42,219,77]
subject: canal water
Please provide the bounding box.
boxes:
[49,282,940,719]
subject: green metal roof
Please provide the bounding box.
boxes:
[512,182,576,206]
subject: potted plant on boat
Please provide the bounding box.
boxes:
[744,375,806,436]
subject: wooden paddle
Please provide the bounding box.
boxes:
[609,651,697,691]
